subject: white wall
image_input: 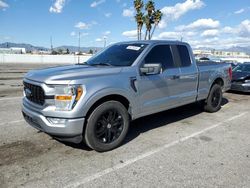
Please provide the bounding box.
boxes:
[0,54,92,64]
[220,57,250,63]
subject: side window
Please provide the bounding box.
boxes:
[176,45,192,67]
[144,45,175,71]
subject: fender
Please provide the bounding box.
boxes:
[80,87,139,119]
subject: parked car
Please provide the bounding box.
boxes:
[22,40,232,151]
[230,62,239,69]
[231,62,250,92]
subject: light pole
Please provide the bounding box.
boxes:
[103,36,107,48]
[78,32,81,64]
[50,36,53,53]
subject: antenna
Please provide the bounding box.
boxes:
[50,36,53,52]
[78,32,81,64]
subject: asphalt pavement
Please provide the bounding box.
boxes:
[0,63,250,188]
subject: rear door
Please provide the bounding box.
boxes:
[137,44,181,115]
[171,45,199,104]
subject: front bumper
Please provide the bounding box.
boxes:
[22,100,85,143]
[231,82,250,92]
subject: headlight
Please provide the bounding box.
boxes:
[54,85,85,111]
[244,80,250,83]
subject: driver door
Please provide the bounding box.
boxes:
[137,44,181,116]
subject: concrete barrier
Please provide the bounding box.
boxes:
[0,54,92,64]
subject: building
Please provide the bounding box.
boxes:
[0,47,26,54]
[193,49,250,58]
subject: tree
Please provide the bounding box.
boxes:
[151,9,163,39]
[134,0,144,40]
[133,0,163,40]
[89,49,93,54]
[135,12,144,40]
[144,0,155,40]
[58,49,63,54]
[66,48,70,54]
[145,0,155,16]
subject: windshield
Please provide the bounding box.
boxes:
[86,43,148,67]
[233,64,250,73]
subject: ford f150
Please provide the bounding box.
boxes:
[22,41,232,151]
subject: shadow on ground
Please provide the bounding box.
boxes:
[227,90,250,96]
[60,98,229,151]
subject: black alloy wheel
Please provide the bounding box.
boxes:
[204,84,222,113]
[84,101,130,152]
[95,109,124,144]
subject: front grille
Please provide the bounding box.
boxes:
[23,81,45,105]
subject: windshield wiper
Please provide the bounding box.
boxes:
[90,63,113,66]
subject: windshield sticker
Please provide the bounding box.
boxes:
[126,46,141,51]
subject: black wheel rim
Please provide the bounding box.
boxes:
[211,89,221,108]
[94,109,124,144]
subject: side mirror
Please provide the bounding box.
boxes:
[140,63,162,75]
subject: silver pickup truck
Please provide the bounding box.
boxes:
[22,41,232,151]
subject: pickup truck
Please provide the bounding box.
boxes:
[22,40,232,152]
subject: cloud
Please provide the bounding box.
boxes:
[71,32,89,38]
[220,20,250,37]
[158,32,180,40]
[238,19,250,37]
[122,7,134,17]
[176,18,220,31]
[159,0,205,28]
[103,31,111,35]
[70,32,76,36]
[90,0,105,8]
[221,26,236,34]
[96,38,103,42]
[74,22,90,29]
[190,37,250,49]
[49,0,65,13]
[201,29,219,37]
[122,30,138,38]
[91,20,98,25]
[234,8,245,14]
[0,0,8,9]
[104,12,112,18]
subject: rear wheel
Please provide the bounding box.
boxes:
[204,84,222,113]
[84,101,129,152]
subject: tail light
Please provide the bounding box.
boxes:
[228,67,232,80]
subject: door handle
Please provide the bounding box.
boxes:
[172,75,180,80]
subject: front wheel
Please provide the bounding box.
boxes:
[84,101,130,152]
[204,84,223,113]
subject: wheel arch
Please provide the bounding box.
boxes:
[85,94,131,120]
[209,76,224,92]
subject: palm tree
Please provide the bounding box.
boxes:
[134,0,144,40]
[144,0,155,40]
[143,15,153,40]
[134,0,144,13]
[135,12,144,40]
[145,0,155,16]
[151,9,163,39]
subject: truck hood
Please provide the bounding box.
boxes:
[232,71,250,81]
[24,64,122,84]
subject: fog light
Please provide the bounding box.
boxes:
[47,117,67,125]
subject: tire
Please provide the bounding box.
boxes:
[204,84,222,113]
[84,101,130,152]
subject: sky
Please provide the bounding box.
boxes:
[0,0,250,49]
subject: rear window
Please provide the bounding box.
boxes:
[172,45,192,67]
